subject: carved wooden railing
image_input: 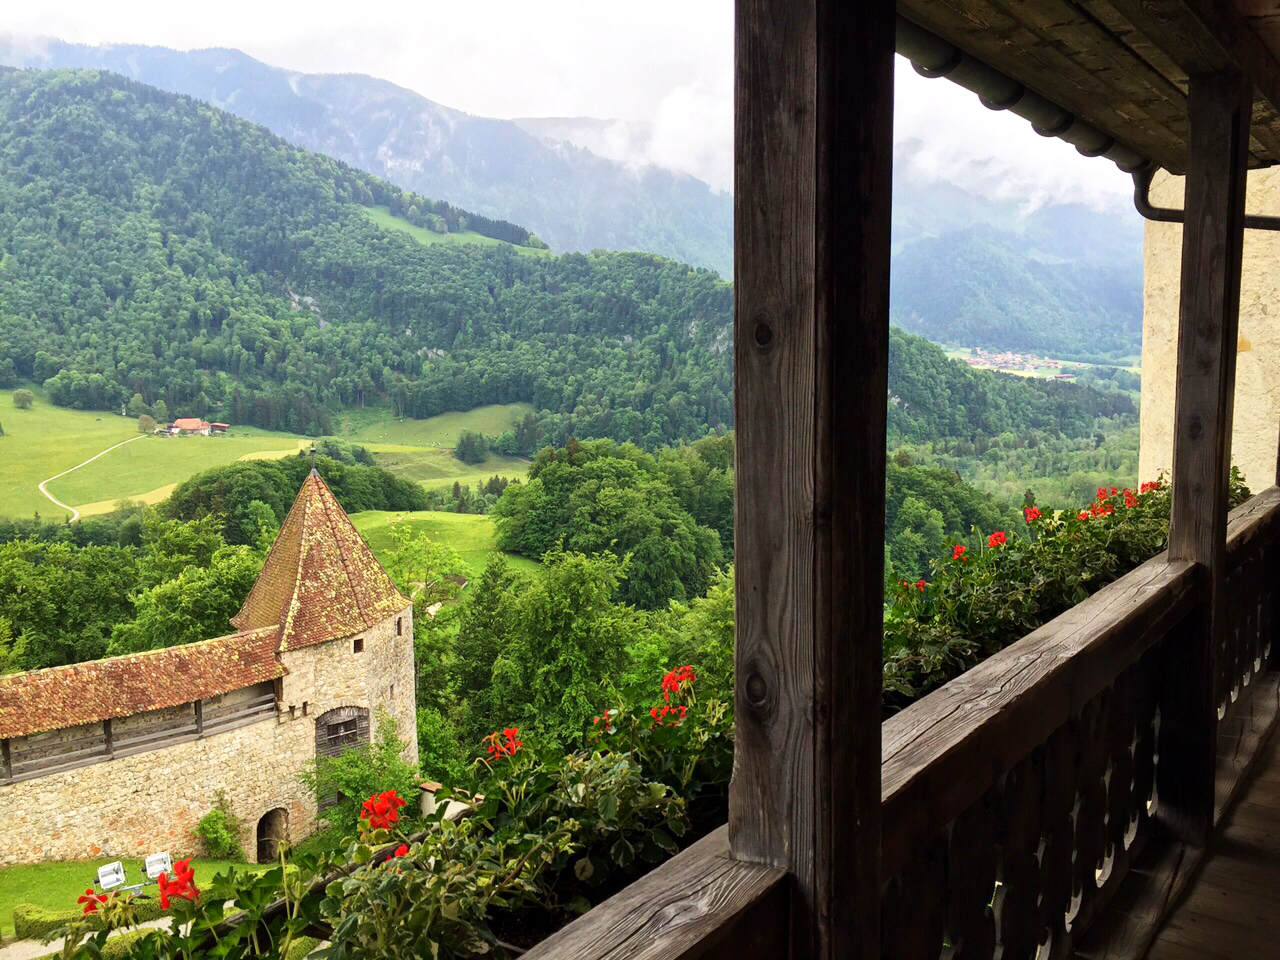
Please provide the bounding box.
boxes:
[881,486,1280,960]
[522,489,1280,960]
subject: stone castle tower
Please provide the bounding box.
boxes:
[0,470,416,865]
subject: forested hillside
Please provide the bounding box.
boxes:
[0,68,732,447]
[886,329,1134,445]
[889,174,1144,360]
[890,227,1141,360]
[0,67,1134,461]
[0,40,735,276]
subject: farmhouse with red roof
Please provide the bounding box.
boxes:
[0,471,416,865]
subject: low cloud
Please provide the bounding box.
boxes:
[3,2,1135,210]
[892,65,1134,212]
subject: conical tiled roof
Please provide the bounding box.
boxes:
[232,469,409,651]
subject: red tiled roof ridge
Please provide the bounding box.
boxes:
[0,627,284,739]
[0,625,279,682]
[232,470,409,652]
[322,473,371,626]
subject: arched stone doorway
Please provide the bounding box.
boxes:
[256,807,288,864]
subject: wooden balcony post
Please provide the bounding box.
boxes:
[732,0,893,956]
[1165,71,1252,845]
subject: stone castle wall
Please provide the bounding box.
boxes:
[0,605,416,866]
[0,708,312,867]
[1142,168,1280,491]
[279,605,417,768]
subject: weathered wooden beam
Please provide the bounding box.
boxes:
[1107,0,1280,121]
[519,827,789,960]
[1165,70,1253,847]
[731,0,891,955]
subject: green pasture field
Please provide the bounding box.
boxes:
[350,510,540,577]
[0,391,530,521]
[0,389,137,519]
[0,857,262,938]
[362,206,551,256]
[338,403,534,448]
[367,448,530,492]
[45,431,308,514]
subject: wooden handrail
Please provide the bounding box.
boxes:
[880,552,1197,878]
[1225,485,1280,566]
[519,826,788,960]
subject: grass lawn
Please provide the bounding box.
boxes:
[0,388,136,519]
[44,430,308,510]
[351,510,540,577]
[338,403,534,448]
[0,393,530,521]
[369,448,530,492]
[362,206,551,256]
[0,857,262,937]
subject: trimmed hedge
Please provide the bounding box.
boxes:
[34,929,152,959]
[14,898,164,940]
[285,935,322,959]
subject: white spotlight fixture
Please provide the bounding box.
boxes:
[144,852,172,880]
[97,861,127,890]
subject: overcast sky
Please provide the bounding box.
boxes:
[4,0,1134,209]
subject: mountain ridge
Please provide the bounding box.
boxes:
[0,35,736,276]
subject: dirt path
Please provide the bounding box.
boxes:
[37,435,144,522]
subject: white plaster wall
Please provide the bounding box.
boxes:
[1141,168,1280,493]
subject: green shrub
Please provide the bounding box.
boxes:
[35,928,153,959]
[193,791,244,860]
[300,709,421,833]
[14,899,163,940]
[284,935,321,959]
[881,470,1252,707]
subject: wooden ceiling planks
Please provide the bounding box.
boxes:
[900,0,1280,173]
[900,0,1189,168]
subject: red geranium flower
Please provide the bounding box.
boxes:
[157,862,198,911]
[952,544,966,560]
[987,531,1007,548]
[78,889,108,915]
[915,580,926,591]
[1024,507,1041,523]
[392,844,409,859]
[660,666,696,702]
[361,789,407,829]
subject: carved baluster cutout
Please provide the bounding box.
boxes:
[942,792,998,960]
[880,836,947,960]
[1037,726,1077,959]
[1071,691,1109,928]
[1103,668,1137,889]
[993,754,1049,960]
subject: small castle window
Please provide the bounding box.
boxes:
[390,682,396,699]
[353,637,364,654]
[396,617,403,637]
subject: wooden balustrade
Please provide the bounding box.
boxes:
[879,555,1191,960]
[533,490,1280,959]
[1215,486,1280,817]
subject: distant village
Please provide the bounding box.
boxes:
[959,348,1077,380]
